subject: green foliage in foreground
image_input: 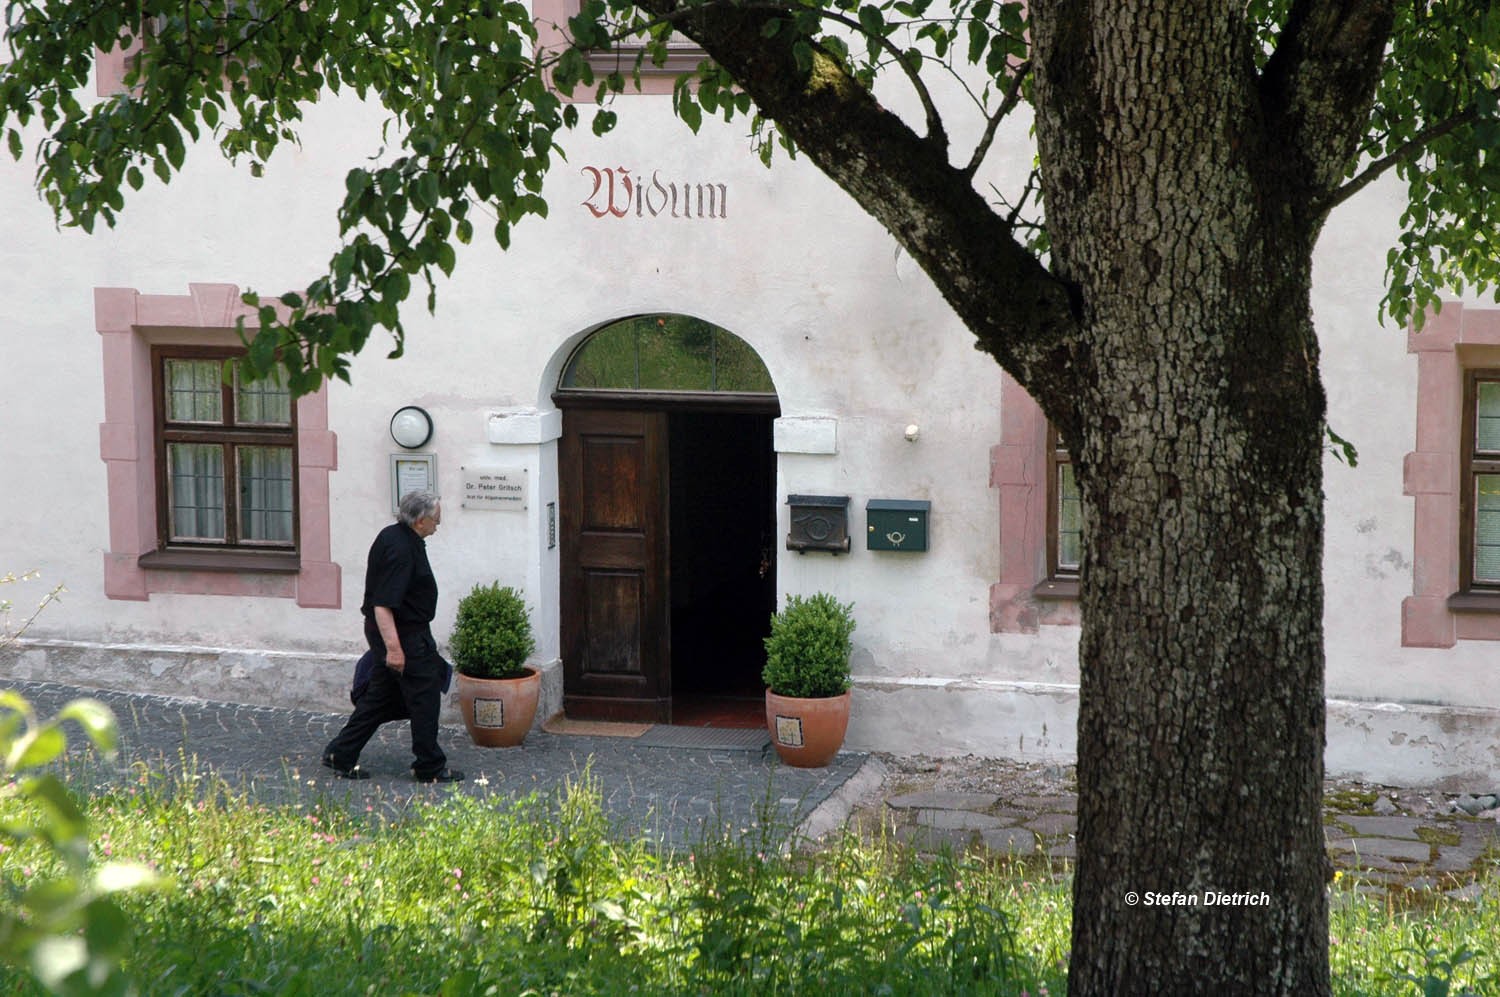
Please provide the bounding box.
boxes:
[7,757,1500,996]
[0,694,158,997]
[0,767,1067,995]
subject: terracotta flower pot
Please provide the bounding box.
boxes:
[456,667,540,747]
[765,689,851,767]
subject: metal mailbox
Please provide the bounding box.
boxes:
[866,499,931,552]
[785,494,852,554]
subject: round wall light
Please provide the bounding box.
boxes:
[389,406,434,449]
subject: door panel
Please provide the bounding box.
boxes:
[560,409,670,722]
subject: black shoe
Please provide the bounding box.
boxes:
[414,767,465,784]
[323,755,371,780]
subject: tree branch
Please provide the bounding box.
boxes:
[813,7,947,151]
[628,0,1082,402]
[1316,96,1493,215]
[1258,0,1396,204]
[964,58,1029,178]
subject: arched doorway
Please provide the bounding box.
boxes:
[554,315,779,725]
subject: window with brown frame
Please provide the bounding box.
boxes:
[149,346,298,563]
[1460,370,1500,592]
[1046,425,1081,579]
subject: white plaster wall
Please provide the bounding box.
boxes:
[1,42,1499,783]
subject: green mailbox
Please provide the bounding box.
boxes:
[866,499,931,552]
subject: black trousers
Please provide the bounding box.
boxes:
[323,619,448,778]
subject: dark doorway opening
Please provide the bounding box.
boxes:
[668,411,776,727]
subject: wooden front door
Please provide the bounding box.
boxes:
[559,408,671,722]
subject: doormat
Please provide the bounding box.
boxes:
[542,715,652,738]
[635,725,771,751]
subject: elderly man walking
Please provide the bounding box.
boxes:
[323,490,464,783]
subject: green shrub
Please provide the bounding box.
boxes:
[449,582,535,679]
[761,592,855,698]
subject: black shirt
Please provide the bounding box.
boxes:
[361,521,438,631]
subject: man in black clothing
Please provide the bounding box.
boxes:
[323,490,463,783]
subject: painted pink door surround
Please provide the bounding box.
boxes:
[1404,301,1500,647]
[95,283,340,608]
[990,371,1080,633]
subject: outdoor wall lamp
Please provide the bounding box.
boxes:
[389,406,434,449]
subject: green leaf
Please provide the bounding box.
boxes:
[57,700,116,755]
[11,725,66,770]
[21,775,86,843]
[6,128,21,161]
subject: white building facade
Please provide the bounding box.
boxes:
[2,19,1499,787]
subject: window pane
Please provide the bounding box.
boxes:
[1058,462,1082,572]
[1475,474,1500,583]
[560,314,775,393]
[168,443,225,540]
[638,316,712,391]
[1478,382,1500,452]
[165,359,223,423]
[561,322,639,389]
[235,367,291,426]
[714,329,776,392]
[238,446,294,543]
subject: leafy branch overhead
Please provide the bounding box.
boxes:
[2,0,1499,394]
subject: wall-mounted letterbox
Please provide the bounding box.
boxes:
[786,494,851,554]
[867,499,931,552]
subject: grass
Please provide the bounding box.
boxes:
[1,762,1070,995]
[4,761,1500,995]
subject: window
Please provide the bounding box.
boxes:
[560,314,775,394]
[1402,301,1500,646]
[1460,370,1500,592]
[990,372,1080,632]
[98,283,339,606]
[1046,425,1081,579]
[533,0,708,97]
[151,346,298,557]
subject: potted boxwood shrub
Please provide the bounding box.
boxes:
[762,592,856,767]
[450,582,539,747]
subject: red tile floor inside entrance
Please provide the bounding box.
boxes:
[671,694,764,728]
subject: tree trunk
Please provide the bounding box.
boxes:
[1031,3,1332,992]
[642,0,1394,990]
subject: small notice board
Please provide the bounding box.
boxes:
[390,454,438,515]
[461,465,528,510]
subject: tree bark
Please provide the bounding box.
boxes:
[1031,4,1332,986]
[638,0,1396,991]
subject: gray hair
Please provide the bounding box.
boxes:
[398,490,441,526]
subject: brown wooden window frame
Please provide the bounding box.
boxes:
[144,345,300,572]
[1459,369,1500,595]
[1045,424,1081,582]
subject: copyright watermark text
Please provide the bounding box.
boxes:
[1122,890,1272,907]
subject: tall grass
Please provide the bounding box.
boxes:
[1,764,1069,995]
[5,759,1500,995]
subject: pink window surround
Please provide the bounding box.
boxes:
[96,283,341,608]
[1404,301,1500,646]
[96,39,139,96]
[990,371,1080,633]
[533,0,705,98]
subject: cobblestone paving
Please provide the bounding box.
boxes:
[10,679,867,852]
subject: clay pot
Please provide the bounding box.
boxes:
[764,689,851,767]
[455,668,540,747]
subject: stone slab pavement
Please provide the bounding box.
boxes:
[876,778,1500,900]
[7,679,874,853]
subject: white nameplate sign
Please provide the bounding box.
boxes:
[461,466,528,510]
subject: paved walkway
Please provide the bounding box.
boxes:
[876,778,1500,899]
[11,679,870,852]
[14,678,1500,895]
